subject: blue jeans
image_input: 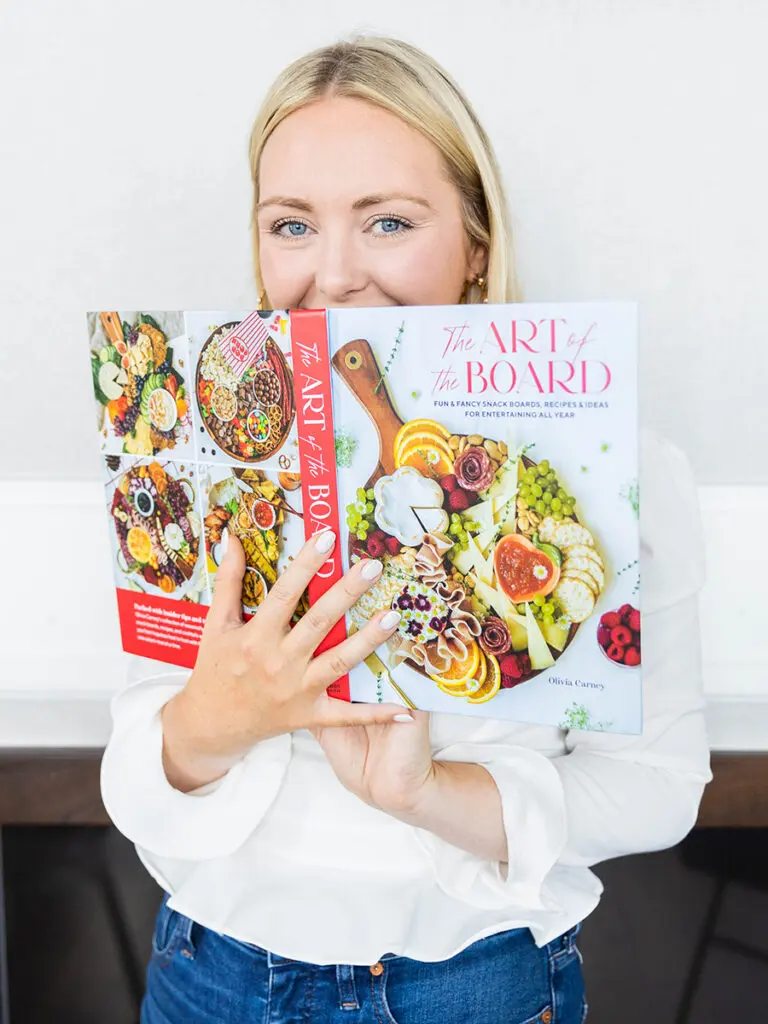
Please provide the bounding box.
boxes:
[142,894,588,1023]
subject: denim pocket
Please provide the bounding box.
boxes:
[151,894,185,965]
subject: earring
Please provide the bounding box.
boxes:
[475,274,489,304]
[258,290,267,311]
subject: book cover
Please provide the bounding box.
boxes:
[87,303,641,733]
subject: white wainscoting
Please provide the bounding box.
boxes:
[0,482,763,750]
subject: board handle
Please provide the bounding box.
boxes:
[332,339,404,478]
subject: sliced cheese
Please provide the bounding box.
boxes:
[450,545,475,577]
[470,535,495,584]
[473,578,528,628]
[508,618,529,652]
[541,620,570,652]
[525,602,555,669]
[471,498,495,533]
[474,524,498,556]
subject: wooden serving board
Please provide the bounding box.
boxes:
[331,339,404,489]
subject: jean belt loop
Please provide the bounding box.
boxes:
[336,963,359,1010]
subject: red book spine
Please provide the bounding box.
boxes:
[289,310,349,701]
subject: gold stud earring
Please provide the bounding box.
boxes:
[258,290,267,311]
[475,274,489,304]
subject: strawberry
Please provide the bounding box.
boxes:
[624,646,641,667]
[600,611,621,629]
[499,654,523,679]
[610,625,633,647]
[619,603,634,623]
[606,643,625,662]
[597,626,612,648]
[628,609,641,633]
[447,489,470,512]
[366,535,385,559]
[384,536,401,557]
[440,474,459,493]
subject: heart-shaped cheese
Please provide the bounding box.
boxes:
[494,534,560,603]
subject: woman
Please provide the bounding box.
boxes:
[101,35,712,1024]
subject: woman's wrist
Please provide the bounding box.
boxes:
[160,692,247,793]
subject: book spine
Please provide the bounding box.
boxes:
[289,310,349,700]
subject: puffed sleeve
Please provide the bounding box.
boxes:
[412,429,712,908]
[100,656,292,860]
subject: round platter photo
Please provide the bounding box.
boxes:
[105,458,204,599]
[196,320,296,463]
[332,338,608,710]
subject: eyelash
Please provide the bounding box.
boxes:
[269,214,415,239]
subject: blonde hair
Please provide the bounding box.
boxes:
[248,36,521,305]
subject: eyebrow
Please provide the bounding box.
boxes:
[256,192,433,213]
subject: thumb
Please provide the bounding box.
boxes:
[206,528,246,629]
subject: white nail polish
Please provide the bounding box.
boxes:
[393,714,414,723]
[361,559,383,580]
[220,528,229,559]
[315,530,336,553]
[380,610,401,630]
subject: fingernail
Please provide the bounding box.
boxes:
[393,714,414,723]
[315,530,336,553]
[380,610,401,630]
[361,559,383,580]
[220,528,230,559]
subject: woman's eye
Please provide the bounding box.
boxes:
[273,220,309,238]
[371,217,411,236]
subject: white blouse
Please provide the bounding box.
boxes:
[100,428,713,966]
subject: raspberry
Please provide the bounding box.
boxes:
[606,643,625,662]
[366,535,385,559]
[611,625,633,646]
[628,609,641,633]
[597,626,612,648]
[624,647,641,667]
[499,654,523,679]
[447,489,470,512]
[600,611,621,629]
[384,536,401,557]
[619,603,634,623]
[500,675,520,689]
[369,528,387,544]
[439,474,459,493]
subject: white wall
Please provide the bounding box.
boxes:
[0,0,766,482]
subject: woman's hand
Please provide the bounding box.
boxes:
[311,710,435,815]
[161,530,408,791]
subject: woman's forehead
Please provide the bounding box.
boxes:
[259,96,451,201]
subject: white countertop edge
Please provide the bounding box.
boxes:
[0,692,764,753]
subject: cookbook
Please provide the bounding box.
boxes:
[87,303,642,733]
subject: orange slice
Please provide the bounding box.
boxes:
[429,641,481,686]
[394,419,451,457]
[467,654,501,704]
[127,527,152,563]
[396,435,455,478]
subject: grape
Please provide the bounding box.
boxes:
[538,460,550,474]
[543,492,552,504]
[519,484,530,499]
[516,604,527,614]
[557,488,567,500]
[553,509,564,520]
[543,614,554,627]
[562,504,573,517]
[543,602,555,615]
[533,594,545,607]
[551,497,562,511]
[365,502,374,514]
[356,488,366,501]
[348,510,360,527]
[458,530,468,543]
[366,488,375,500]
[567,496,576,507]
[524,469,536,485]
[460,538,469,550]
[536,500,546,515]
[356,529,366,541]
[546,470,557,482]
[531,483,543,498]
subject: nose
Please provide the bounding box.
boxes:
[314,227,367,304]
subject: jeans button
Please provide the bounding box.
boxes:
[369,962,384,976]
